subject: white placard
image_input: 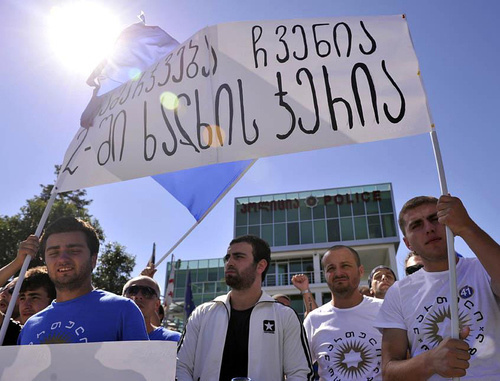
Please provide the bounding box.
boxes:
[0,341,176,381]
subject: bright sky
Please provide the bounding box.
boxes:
[1,0,499,294]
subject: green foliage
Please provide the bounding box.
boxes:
[92,242,136,295]
[0,167,102,267]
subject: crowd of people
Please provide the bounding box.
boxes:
[1,194,499,380]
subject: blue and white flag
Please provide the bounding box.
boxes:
[79,18,253,221]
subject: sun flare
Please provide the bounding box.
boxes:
[47,2,122,75]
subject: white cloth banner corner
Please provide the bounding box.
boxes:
[0,340,176,381]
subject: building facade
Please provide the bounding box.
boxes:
[164,183,400,328]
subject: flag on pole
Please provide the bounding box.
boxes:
[81,20,180,127]
[165,255,175,309]
[184,270,195,320]
[153,160,253,221]
[80,16,253,223]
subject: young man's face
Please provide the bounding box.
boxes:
[19,287,52,324]
[322,248,363,298]
[370,268,395,299]
[44,231,97,291]
[402,203,447,262]
[123,278,160,321]
[224,242,263,291]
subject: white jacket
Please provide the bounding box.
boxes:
[176,291,314,381]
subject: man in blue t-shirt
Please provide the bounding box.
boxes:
[18,217,148,344]
[123,275,180,342]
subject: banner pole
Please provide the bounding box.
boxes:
[155,159,257,267]
[429,129,460,380]
[0,182,60,345]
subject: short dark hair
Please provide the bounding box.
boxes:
[368,265,397,289]
[20,266,56,300]
[229,235,271,280]
[322,245,361,267]
[398,196,438,236]
[41,217,100,257]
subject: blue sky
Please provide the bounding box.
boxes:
[1,0,499,292]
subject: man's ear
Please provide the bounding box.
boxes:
[359,265,365,278]
[403,237,412,250]
[256,259,267,275]
[91,253,98,269]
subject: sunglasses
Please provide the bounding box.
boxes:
[124,285,158,299]
[405,264,424,276]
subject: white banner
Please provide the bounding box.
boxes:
[58,15,432,192]
[0,341,176,381]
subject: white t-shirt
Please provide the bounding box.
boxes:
[375,257,500,380]
[304,296,383,381]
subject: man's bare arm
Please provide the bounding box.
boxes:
[382,327,471,380]
[291,274,318,316]
[0,235,38,286]
[437,195,500,296]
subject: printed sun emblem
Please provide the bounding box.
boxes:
[423,306,470,347]
[332,340,374,378]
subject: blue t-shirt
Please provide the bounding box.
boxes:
[18,290,148,344]
[148,326,181,342]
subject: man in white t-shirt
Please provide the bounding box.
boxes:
[374,195,500,380]
[304,245,383,381]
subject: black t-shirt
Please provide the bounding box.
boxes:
[2,318,22,346]
[219,306,254,381]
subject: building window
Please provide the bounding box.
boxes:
[287,223,300,245]
[313,220,327,243]
[300,221,313,244]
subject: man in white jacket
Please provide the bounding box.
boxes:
[176,235,314,381]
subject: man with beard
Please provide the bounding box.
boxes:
[18,216,148,344]
[303,245,383,381]
[176,235,314,381]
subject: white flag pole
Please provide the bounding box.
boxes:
[155,159,257,267]
[0,182,60,345]
[430,128,460,381]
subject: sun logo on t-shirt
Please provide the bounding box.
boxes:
[423,306,470,347]
[332,340,375,378]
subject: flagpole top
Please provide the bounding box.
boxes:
[138,11,146,25]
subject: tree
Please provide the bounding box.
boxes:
[92,242,136,295]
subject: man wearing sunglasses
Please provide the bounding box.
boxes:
[123,275,180,342]
[18,216,148,344]
[177,235,314,381]
[375,195,500,380]
[404,251,424,276]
